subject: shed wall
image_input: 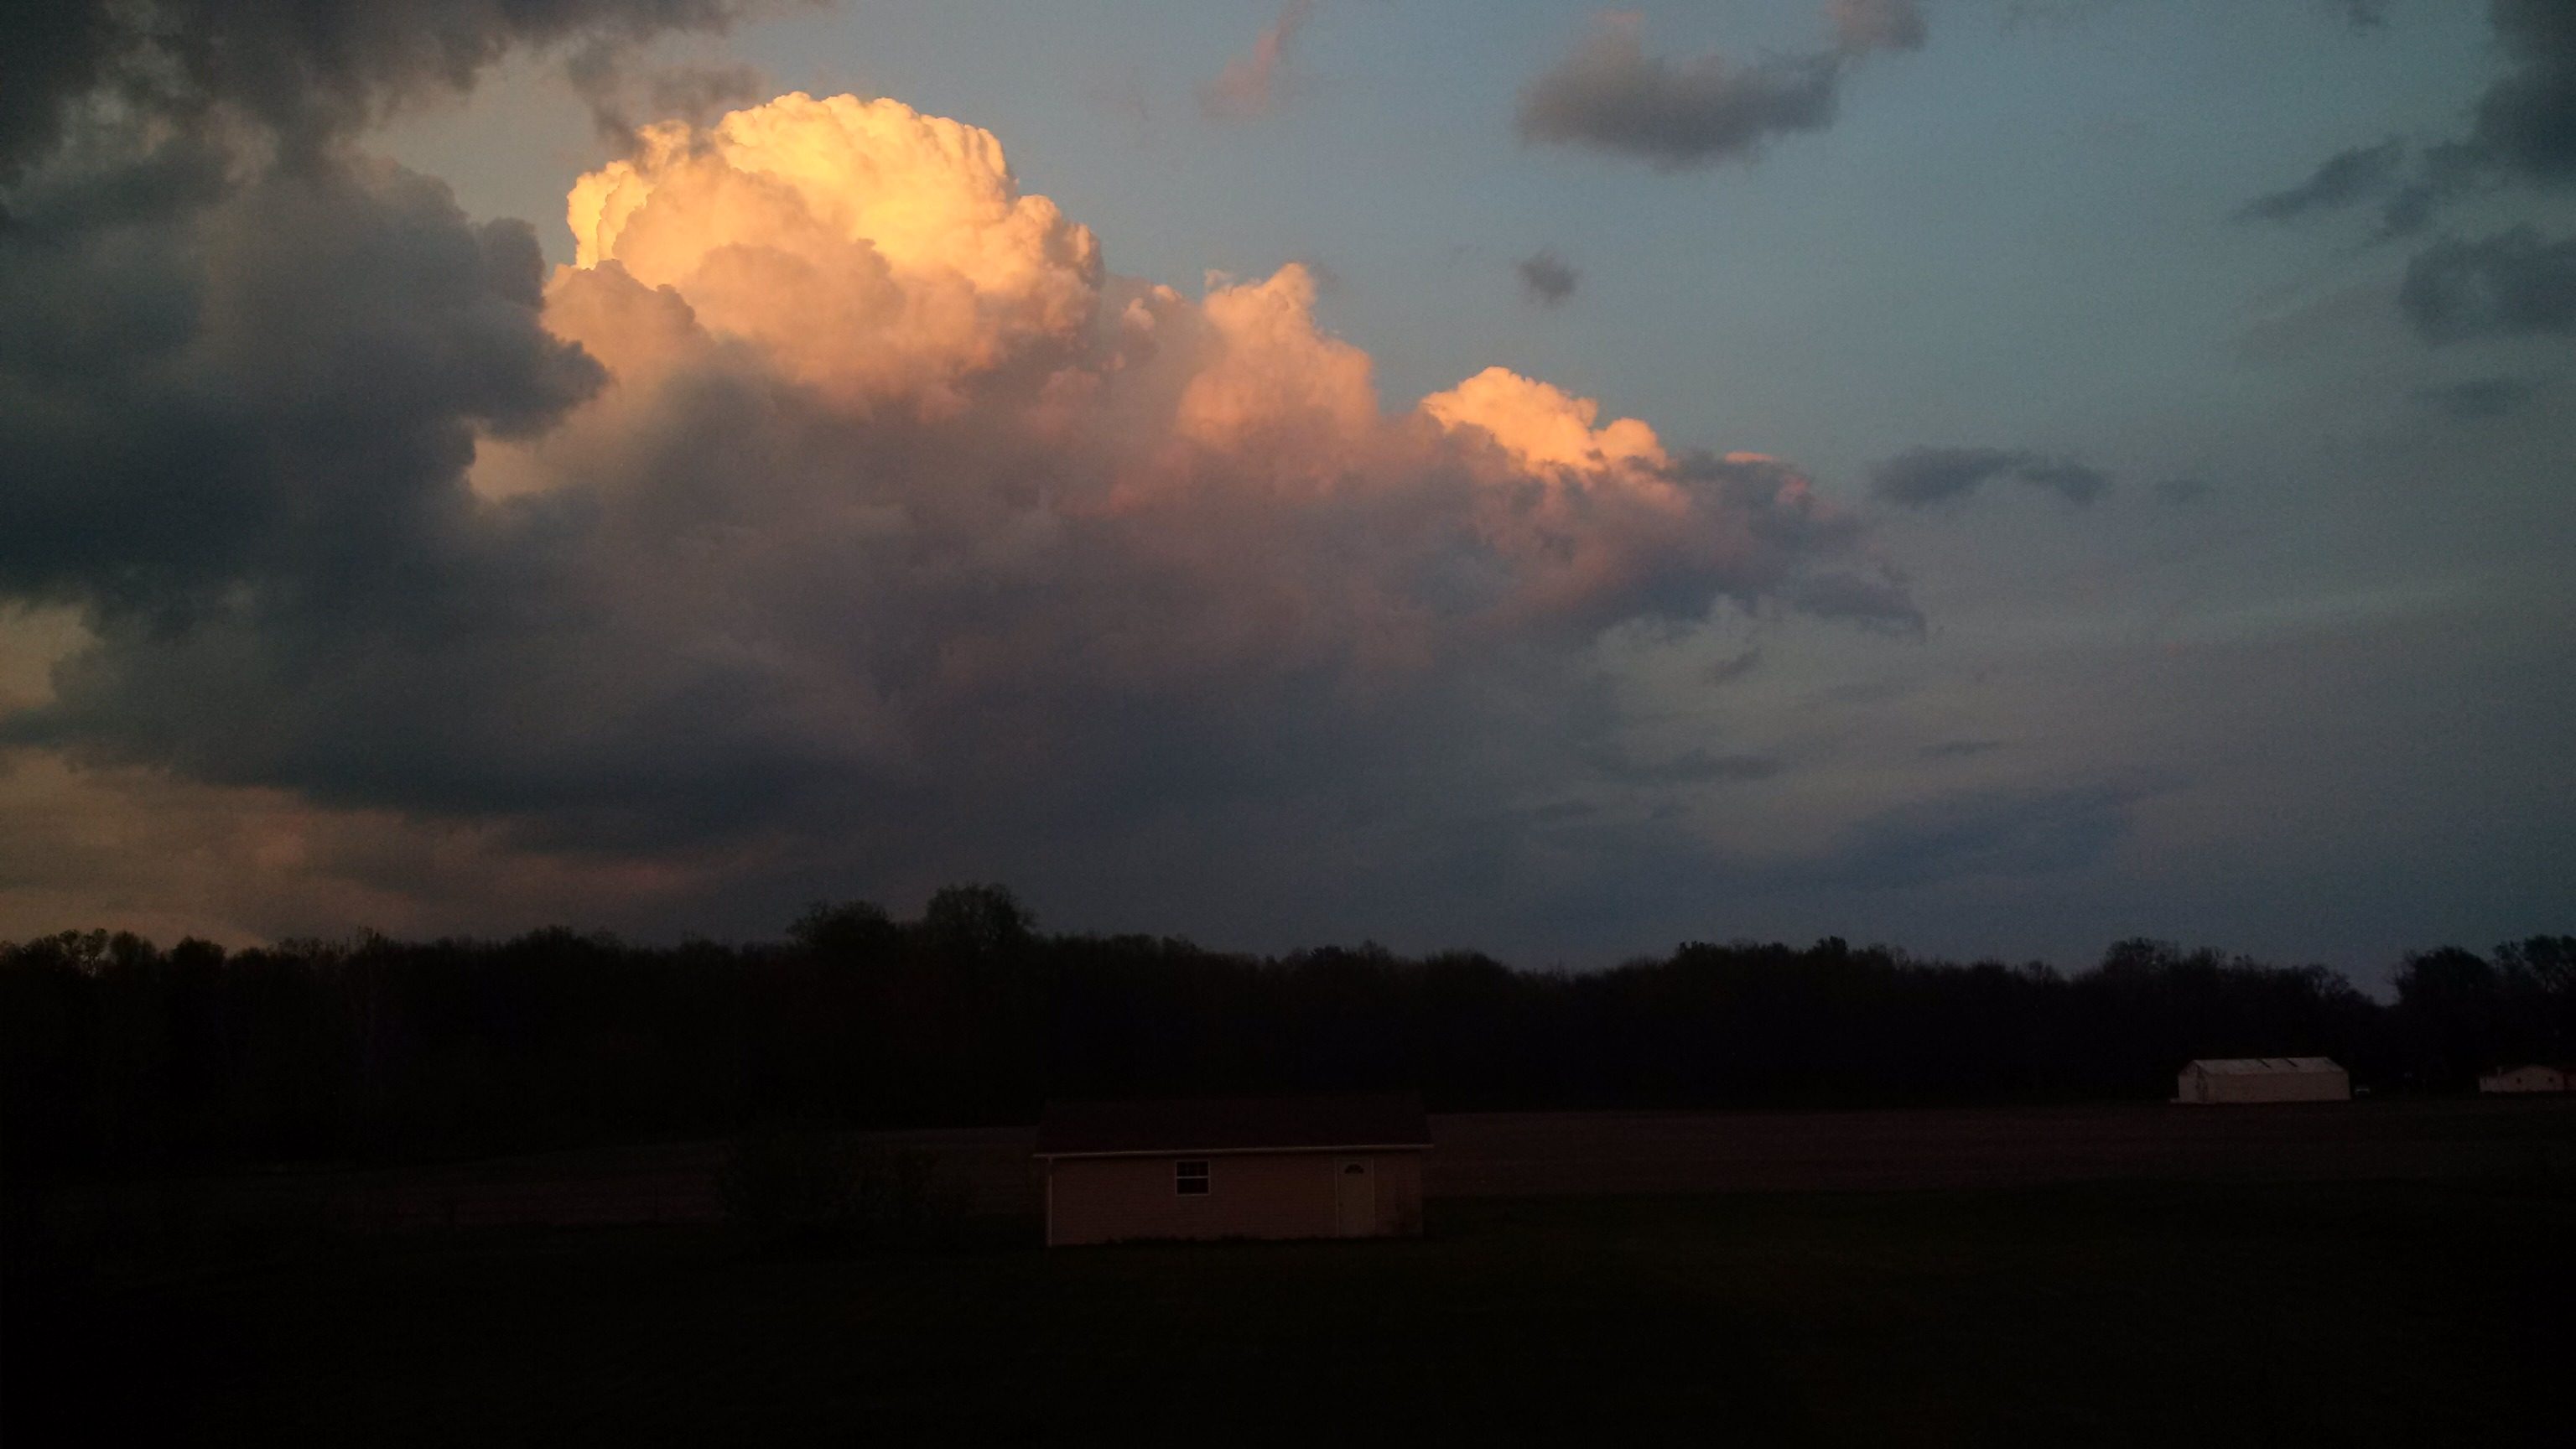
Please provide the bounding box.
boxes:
[2190,1067,2350,1104]
[1045,1150,1424,1245]
[2480,1066,2569,1093]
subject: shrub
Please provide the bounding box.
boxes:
[718,1127,962,1254]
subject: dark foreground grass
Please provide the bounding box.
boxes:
[6,1177,2563,1446]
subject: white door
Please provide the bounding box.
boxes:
[1333,1156,1375,1236]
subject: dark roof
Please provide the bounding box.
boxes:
[1035,1092,1431,1158]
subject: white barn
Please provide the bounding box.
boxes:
[2479,1064,2571,1094]
[2175,1057,2350,1104]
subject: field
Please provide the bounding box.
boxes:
[8,1101,2571,1443]
[29,1097,2573,1230]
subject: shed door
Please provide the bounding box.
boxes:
[1333,1156,1375,1236]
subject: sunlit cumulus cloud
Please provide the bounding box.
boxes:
[0,73,1911,938]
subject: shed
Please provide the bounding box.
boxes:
[2174,1057,2350,1104]
[1034,1093,1431,1246]
[2479,1064,2572,1094]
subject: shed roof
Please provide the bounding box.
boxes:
[2186,1057,2345,1074]
[1035,1092,1431,1159]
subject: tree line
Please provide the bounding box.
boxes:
[3,886,2568,1180]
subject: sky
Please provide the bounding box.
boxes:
[1,0,2568,983]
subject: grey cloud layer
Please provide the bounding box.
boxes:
[1815,785,2137,892]
[2245,2,2576,350]
[1830,0,1929,56]
[1516,249,1579,304]
[1515,3,1925,170]
[2413,375,2542,418]
[2400,227,2576,341]
[1869,446,2111,506]
[0,0,758,178]
[2469,0,2576,184]
[2233,138,2407,223]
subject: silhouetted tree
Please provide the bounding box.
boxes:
[3,904,2561,1182]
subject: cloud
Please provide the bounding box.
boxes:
[1516,249,1580,305]
[1200,0,1314,122]
[1514,3,1930,170]
[1515,14,1846,170]
[1816,786,2137,891]
[1586,744,1783,785]
[1830,0,1928,55]
[1918,739,2006,760]
[2010,457,2112,505]
[2265,2,2576,244]
[2466,0,2576,185]
[566,46,770,147]
[2,88,1915,934]
[2323,0,2391,30]
[0,0,760,179]
[2234,138,2407,223]
[2413,376,2541,420]
[2150,477,2215,505]
[0,148,600,609]
[1869,446,2111,506]
[1707,645,1764,685]
[2398,227,2576,341]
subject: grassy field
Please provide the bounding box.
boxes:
[32,1098,2573,1230]
[8,1175,2563,1445]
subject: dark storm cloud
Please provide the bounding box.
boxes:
[2234,138,2407,223]
[1869,446,2111,506]
[2263,2,2576,245]
[2467,0,2576,184]
[0,0,760,177]
[2413,375,2542,419]
[2399,227,2576,341]
[0,0,816,849]
[566,47,769,146]
[1516,249,1580,305]
[0,152,601,608]
[1817,785,2137,891]
[1515,16,1846,169]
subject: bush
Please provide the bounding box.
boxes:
[718,1128,961,1254]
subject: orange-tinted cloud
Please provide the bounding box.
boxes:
[564,93,1101,407]
[5,89,1911,944]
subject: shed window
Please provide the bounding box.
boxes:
[1176,1160,1210,1195]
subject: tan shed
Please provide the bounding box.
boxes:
[2479,1064,2572,1093]
[1035,1093,1430,1246]
[2174,1057,2350,1104]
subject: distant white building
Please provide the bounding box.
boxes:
[2479,1064,2571,1094]
[2175,1057,2350,1104]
